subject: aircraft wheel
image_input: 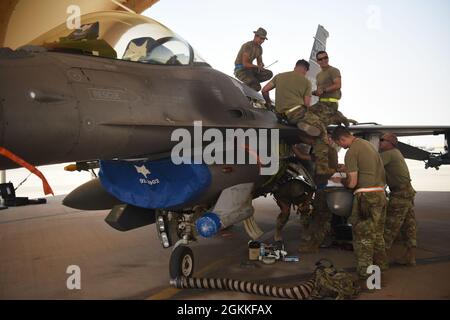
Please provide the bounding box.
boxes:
[169,245,194,279]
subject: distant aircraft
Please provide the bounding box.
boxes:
[0,11,448,278]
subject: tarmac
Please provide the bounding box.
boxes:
[1,191,449,300]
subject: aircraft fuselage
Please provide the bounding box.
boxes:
[0,49,295,170]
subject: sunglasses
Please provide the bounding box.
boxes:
[317,56,329,61]
[380,138,388,142]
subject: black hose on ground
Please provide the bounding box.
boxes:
[170,276,316,300]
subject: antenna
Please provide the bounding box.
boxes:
[265,60,279,68]
[110,0,136,14]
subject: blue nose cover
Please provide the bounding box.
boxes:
[99,158,211,209]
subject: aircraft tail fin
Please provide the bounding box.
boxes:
[306,25,329,104]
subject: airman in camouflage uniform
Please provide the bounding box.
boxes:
[331,126,388,279]
[254,142,313,242]
[296,138,339,253]
[379,133,417,266]
[299,51,353,177]
[261,59,312,132]
[260,60,313,241]
[234,28,273,91]
[273,169,313,241]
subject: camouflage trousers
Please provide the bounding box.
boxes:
[234,68,273,91]
[285,104,340,176]
[350,192,388,279]
[276,209,291,235]
[384,186,417,249]
[274,180,311,234]
[301,189,332,246]
[304,102,339,128]
[301,102,339,176]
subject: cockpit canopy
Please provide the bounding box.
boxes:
[29,11,208,66]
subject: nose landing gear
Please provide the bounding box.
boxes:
[155,210,198,278]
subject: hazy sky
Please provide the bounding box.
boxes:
[7,1,450,196]
[145,0,450,145]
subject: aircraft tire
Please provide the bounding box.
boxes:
[169,246,194,279]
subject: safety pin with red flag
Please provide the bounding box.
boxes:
[0,147,54,196]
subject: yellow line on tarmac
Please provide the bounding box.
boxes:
[147,287,181,300]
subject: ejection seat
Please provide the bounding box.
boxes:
[122,37,180,65]
[122,37,157,62]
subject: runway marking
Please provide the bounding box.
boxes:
[147,287,181,300]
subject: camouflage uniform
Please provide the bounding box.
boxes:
[384,185,417,249]
[304,101,339,127]
[235,68,273,91]
[345,138,388,279]
[350,192,388,278]
[269,71,312,116]
[254,144,307,239]
[299,146,338,251]
[300,66,344,176]
[269,70,313,163]
[263,72,312,239]
[274,179,311,234]
[272,160,313,238]
[258,142,314,239]
[234,40,272,91]
[301,189,332,247]
[380,148,417,250]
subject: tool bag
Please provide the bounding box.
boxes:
[310,259,360,300]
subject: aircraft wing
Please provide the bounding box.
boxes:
[345,124,450,169]
[348,124,450,137]
[302,25,450,169]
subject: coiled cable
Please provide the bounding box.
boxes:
[170,276,315,300]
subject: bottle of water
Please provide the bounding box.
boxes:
[260,243,265,257]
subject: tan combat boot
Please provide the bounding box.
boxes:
[274,228,283,242]
[404,247,416,266]
[396,247,416,266]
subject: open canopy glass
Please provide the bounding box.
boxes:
[29,11,208,66]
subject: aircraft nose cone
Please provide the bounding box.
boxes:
[63,179,122,210]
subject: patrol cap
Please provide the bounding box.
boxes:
[381,132,398,146]
[254,27,268,40]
